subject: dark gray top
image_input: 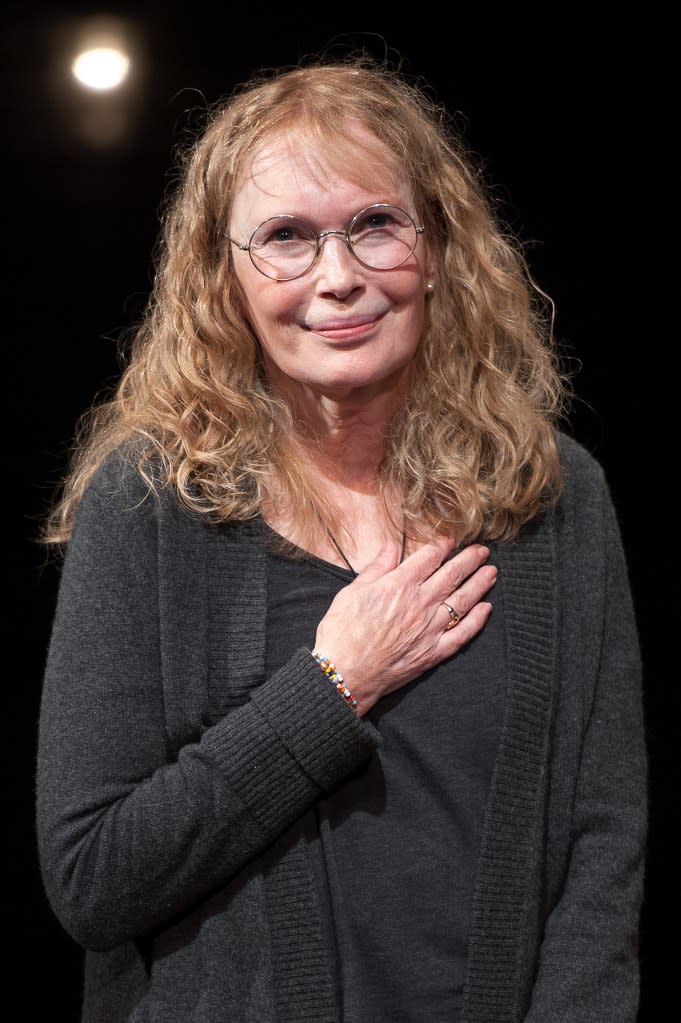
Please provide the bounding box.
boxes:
[36,432,647,1022]
[265,543,506,1021]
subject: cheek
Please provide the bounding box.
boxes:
[238,295,304,376]
[246,305,299,360]
[236,272,300,333]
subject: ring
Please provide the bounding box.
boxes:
[441,601,460,631]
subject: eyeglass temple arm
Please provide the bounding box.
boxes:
[227,236,251,251]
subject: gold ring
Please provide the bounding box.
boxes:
[442,601,460,630]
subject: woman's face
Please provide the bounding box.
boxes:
[229,128,433,406]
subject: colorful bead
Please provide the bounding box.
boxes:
[311,651,358,713]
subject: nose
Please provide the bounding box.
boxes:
[314,231,360,296]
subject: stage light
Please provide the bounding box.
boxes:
[47,15,147,149]
[71,47,130,91]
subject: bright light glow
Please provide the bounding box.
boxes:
[71,47,130,90]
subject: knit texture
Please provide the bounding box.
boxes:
[36,432,647,1022]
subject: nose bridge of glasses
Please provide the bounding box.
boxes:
[317,227,352,249]
[312,227,358,274]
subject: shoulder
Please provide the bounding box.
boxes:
[556,430,607,490]
[554,429,614,522]
[551,430,627,566]
[86,442,160,505]
[70,442,186,557]
[79,441,257,549]
[81,441,191,526]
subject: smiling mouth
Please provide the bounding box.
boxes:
[307,313,383,340]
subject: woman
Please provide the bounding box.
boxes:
[36,56,647,1022]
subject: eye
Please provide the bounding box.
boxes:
[268,226,303,244]
[354,211,394,233]
[253,217,315,248]
[351,206,411,239]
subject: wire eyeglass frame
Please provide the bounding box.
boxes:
[228,203,425,281]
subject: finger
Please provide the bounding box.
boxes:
[393,535,459,582]
[352,538,405,584]
[435,561,497,630]
[437,601,493,650]
[355,533,457,586]
[439,599,463,632]
[420,543,491,603]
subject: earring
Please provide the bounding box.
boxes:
[425,282,434,292]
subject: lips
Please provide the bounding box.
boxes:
[305,311,385,339]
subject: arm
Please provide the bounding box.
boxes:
[36,467,377,952]
[526,460,647,1020]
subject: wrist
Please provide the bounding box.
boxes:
[311,651,359,713]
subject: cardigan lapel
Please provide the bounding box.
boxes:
[462,516,558,1022]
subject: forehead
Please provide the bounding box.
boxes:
[234,121,410,213]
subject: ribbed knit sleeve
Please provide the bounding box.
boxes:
[35,459,378,952]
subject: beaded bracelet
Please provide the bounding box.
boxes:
[311,652,359,712]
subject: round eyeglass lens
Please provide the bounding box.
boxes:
[249,216,318,280]
[349,205,419,270]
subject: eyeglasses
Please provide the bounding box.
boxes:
[228,204,424,281]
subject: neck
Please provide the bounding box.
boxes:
[269,363,410,484]
[263,446,405,572]
[293,392,404,487]
[263,375,409,569]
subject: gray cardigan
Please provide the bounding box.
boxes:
[36,433,647,1022]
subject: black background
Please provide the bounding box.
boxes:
[8,2,677,1019]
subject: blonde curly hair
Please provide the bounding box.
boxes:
[42,54,570,550]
